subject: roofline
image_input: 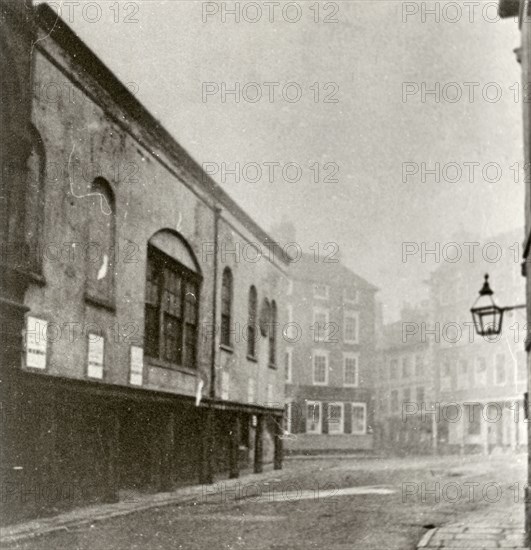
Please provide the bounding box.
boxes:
[34,3,290,266]
[290,253,379,290]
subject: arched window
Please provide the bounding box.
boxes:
[144,230,201,368]
[86,178,115,303]
[221,267,233,347]
[259,298,271,338]
[25,126,46,273]
[247,286,257,358]
[269,300,277,367]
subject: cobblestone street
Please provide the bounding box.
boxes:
[1,454,526,550]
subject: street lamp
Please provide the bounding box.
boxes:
[470,274,525,337]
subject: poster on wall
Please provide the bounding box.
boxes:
[87,334,104,379]
[25,316,48,370]
[129,346,143,386]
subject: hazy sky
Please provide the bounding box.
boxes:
[45,0,524,321]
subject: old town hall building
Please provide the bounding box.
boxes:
[0,1,287,523]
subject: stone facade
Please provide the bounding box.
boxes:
[0,2,287,524]
[376,302,436,455]
[283,252,378,453]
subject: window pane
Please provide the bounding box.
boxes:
[307,402,321,433]
[248,287,257,320]
[247,325,257,357]
[344,315,358,342]
[146,261,159,304]
[269,301,277,365]
[221,269,232,345]
[221,314,231,346]
[345,356,358,385]
[145,253,160,358]
[328,404,343,433]
[222,269,232,316]
[314,355,327,383]
[184,281,197,324]
[352,405,366,434]
[144,304,159,357]
[145,245,199,367]
[247,287,258,357]
[163,313,182,364]
[183,323,196,368]
[163,269,182,316]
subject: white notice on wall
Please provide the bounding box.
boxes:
[221,371,229,401]
[25,316,47,370]
[87,334,104,379]
[130,346,143,386]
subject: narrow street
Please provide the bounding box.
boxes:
[3,453,525,550]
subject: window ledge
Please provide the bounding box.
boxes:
[219,344,234,354]
[84,292,116,312]
[146,356,197,375]
[247,355,258,363]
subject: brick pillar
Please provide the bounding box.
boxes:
[104,408,120,503]
[200,408,214,485]
[274,415,283,470]
[40,392,59,485]
[229,413,240,479]
[160,411,175,492]
[254,415,263,474]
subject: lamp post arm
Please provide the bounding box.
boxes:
[502,304,526,312]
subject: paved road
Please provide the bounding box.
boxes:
[3,453,526,550]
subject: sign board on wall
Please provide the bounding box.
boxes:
[87,334,104,379]
[25,316,48,369]
[129,346,143,386]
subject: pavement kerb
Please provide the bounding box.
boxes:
[417,528,437,548]
[0,466,282,546]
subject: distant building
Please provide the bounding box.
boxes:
[375,230,527,456]
[375,302,436,455]
[283,251,379,454]
[427,230,527,455]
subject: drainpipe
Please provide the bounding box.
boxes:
[210,206,221,399]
